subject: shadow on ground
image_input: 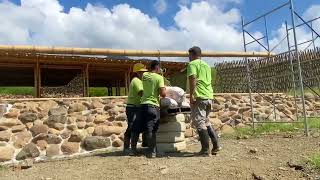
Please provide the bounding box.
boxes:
[95,148,196,158]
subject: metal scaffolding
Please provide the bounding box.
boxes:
[241,0,320,136]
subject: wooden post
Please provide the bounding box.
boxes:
[84,64,89,97]
[82,66,86,97]
[34,64,37,98]
[116,81,119,96]
[117,81,121,96]
[108,86,113,96]
[127,71,131,95]
[34,60,41,98]
[124,72,128,95]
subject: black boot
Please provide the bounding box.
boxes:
[141,132,148,147]
[197,129,210,156]
[207,125,221,155]
[123,133,131,156]
[146,133,157,158]
[130,133,140,156]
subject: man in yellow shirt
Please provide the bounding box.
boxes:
[124,63,148,156]
[187,46,220,156]
[139,60,166,158]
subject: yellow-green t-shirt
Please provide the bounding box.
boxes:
[127,77,143,106]
[141,72,165,107]
[187,59,214,99]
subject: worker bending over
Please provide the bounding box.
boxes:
[138,60,166,158]
[124,63,148,155]
[187,46,221,156]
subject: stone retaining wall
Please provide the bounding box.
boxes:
[0,93,319,164]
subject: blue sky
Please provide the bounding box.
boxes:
[9,0,319,31]
[2,0,320,55]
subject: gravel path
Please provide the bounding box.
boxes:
[1,135,319,180]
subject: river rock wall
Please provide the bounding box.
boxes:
[0,93,319,164]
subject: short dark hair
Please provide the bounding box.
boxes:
[150,60,160,70]
[188,46,202,57]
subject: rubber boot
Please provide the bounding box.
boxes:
[122,133,131,156]
[197,129,210,156]
[146,133,157,158]
[206,125,221,155]
[130,133,140,156]
[141,132,148,147]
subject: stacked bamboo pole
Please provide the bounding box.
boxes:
[0,45,272,58]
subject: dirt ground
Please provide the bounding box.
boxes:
[1,135,319,180]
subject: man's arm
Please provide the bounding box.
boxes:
[189,75,196,104]
[159,75,166,98]
[187,63,197,104]
[160,87,166,98]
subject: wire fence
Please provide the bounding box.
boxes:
[215,48,320,93]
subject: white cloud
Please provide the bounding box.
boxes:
[267,4,320,53]
[175,1,244,51]
[154,0,167,14]
[178,0,241,8]
[303,4,320,34]
[0,0,249,55]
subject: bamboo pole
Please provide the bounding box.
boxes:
[0,45,272,58]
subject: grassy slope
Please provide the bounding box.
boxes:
[227,118,320,138]
[0,87,34,96]
[308,154,320,170]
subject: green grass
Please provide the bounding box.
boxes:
[307,153,320,170]
[89,87,126,97]
[89,87,108,97]
[227,118,320,138]
[0,87,34,96]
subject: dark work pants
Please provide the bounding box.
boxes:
[124,106,141,149]
[141,104,160,153]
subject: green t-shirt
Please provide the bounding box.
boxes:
[187,59,214,99]
[141,72,165,107]
[127,77,143,106]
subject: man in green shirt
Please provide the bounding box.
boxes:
[140,60,166,158]
[187,46,220,156]
[124,63,148,156]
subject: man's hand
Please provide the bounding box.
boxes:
[160,87,166,98]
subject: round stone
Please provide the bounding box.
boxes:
[61,141,80,155]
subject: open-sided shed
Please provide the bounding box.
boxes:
[0,52,187,97]
[0,45,270,98]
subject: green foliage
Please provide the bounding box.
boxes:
[168,70,187,90]
[0,87,34,96]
